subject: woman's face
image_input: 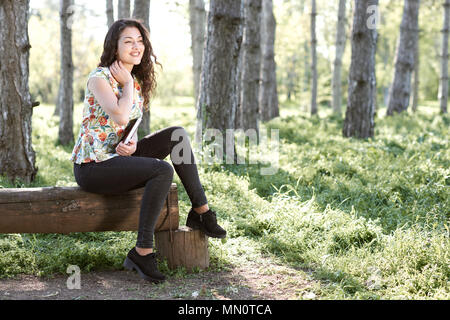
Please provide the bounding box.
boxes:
[116,26,145,66]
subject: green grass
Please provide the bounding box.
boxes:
[0,97,449,299]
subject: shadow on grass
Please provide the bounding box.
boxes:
[207,161,427,235]
[209,111,448,235]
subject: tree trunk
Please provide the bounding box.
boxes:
[380,19,390,108]
[343,0,378,139]
[332,0,348,115]
[259,0,279,122]
[299,0,309,112]
[195,0,243,161]
[235,0,245,130]
[133,0,151,135]
[286,54,297,102]
[0,0,37,184]
[189,0,206,107]
[106,0,114,28]
[58,0,74,146]
[118,0,131,19]
[133,0,150,28]
[386,0,420,116]
[439,0,450,114]
[241,0,262,134]
[310,0,318,116]
[302,41,310,112]
[235,42,244,130]
[411,32,420,112]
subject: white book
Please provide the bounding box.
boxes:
[123,116,142,145]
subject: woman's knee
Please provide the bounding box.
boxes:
[169,126,188,141]
[158,160,174,179]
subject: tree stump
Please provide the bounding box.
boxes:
[155,226,209,272]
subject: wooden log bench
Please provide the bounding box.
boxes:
[0,183,209,271]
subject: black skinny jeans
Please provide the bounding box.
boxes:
[73,126,208,249]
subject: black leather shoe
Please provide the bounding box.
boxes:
[123,247,166,283]
[186,208,227,238]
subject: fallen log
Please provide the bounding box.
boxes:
[0,183,179,234]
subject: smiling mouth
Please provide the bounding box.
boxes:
[130,52,141,57]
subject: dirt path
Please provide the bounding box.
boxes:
[0,260,316,300]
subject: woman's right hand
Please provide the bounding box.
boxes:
[109,60,133,86]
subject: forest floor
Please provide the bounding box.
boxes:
[0,255,317,300]
[1,101,448,300]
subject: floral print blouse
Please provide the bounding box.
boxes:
[70,66,144,164]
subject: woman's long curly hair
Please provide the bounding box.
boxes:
[98,19,161,112]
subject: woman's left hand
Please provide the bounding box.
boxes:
[116,140,137,157]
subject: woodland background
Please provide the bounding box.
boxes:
[0,0,448,300]
[26,0,447,112]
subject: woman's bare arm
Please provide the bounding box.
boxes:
[88,78,133,126]
[87,61,134,126]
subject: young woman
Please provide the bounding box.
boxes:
[71,19,226,283]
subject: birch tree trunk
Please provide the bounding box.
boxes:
[343,0,378,139]
[379,19,390,108]
[235,0,245,130]
[259,0,279,122]
[310,0,318,115]
[411,34,420,112]
[300,0,309,112]
[439,0,450,114]
[196,0,243,159]
[133,0,151,135]
[286,54,297,101]
[332,0,348,115]
[386,0,420,116]
[133,0,150,28]
[106,0,114,28]
[118,0,131,19]
[0,0,38,184]
[189,0,206,106]
[241,0,262,134]
[58,0,74,146]
[302,41,310,112]
[235,44,244,129]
